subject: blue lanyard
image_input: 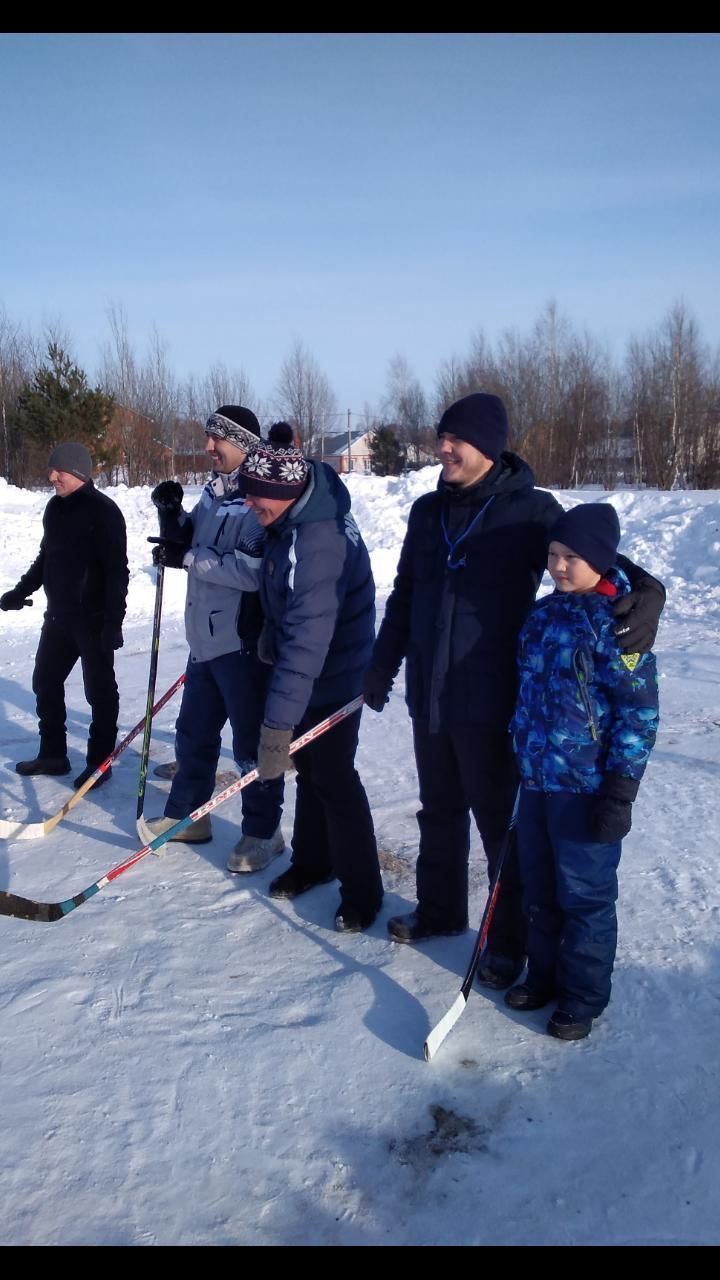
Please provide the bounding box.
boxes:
[440,496,495,569]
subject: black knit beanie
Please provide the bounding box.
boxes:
[550,504,621,574]
[47,441,94,481]
[437,393,509,462]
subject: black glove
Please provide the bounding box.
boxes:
[362,666,393,713]
[0,587,33,611]
[257,620,276,666]
[590,773,639,843]
[151,480,184,514]
[613,578,664,653]
[257,724,294,781]
[101,623,124,653]
[149,537,188,570]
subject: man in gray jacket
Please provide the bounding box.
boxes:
[145,406,284,870]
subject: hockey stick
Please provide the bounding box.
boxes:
[0,673,186,842]
[0,696,363,923]
[135,551,166,837]
[424,789,520,1062]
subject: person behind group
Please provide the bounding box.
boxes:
[0,441,128,789]
[363,393,665,989]
[144,406,284,868]
[237,423,384,933]
[506,503,659,1040]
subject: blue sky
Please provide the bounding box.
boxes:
[1,33,719,413]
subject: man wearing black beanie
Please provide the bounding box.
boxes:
[1,441,128,787]
[363,392,666,986]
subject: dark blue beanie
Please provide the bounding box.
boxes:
[550,503,621,574]
[437,393,509,462]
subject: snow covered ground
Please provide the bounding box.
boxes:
[0,469,719,1246]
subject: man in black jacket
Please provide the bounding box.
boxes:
[363,393,665,988]
[0,441,129,789]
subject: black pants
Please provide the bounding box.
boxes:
[289,702,383,916]
[412,721,525,959]
[32,615,119,766]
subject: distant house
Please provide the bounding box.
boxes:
[311,431,373,474]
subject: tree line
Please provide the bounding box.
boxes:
[1,299,718,489]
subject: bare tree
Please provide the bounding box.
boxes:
[274,339,337,455]
[383,354,431,467]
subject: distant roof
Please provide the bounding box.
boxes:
[316,431,370,457]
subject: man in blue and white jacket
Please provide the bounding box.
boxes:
[238,423,384,933]
[145,406,284,868]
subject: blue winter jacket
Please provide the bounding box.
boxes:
[171,469,265,663]
[511,567,659,793]
[258,462,376,729]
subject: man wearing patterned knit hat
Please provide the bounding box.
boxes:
[238,423,384,933]
[144,406,284,868]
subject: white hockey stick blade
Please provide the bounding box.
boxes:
[0,817,48,842]
[424,993,468,1062]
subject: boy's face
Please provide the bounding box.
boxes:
[548,540,602,593]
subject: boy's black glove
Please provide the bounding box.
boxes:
[612,576,664,653]
[151,480,184,514]
[0,587,33,611]
[591,773,639,843]
[362,666,393,713]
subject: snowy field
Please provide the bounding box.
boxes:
[0,468,719,1246]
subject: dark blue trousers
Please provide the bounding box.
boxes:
[517,788,623,1019]
[165,651,284,838]
[289,702,383,917]
[412,722,525,958]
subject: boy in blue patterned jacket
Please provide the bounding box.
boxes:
[507,503,659,1040]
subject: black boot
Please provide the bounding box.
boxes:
[335,900,382,933]
[547,1010,594,1041]
[387,910,467,944]
[16,755,71,777]
[476,954,526,990]
[268,866,336,900]
[505,982,554,1011]
[74,765,113,790]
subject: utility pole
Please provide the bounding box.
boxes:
[347,408,352,474]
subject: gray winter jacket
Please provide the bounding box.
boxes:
[175,469,265,663]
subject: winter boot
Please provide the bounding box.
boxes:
[387,910,467,944]
[143,814,213,844]
[153,760,178,780]
[268,865,336,900]
[227,827,285,874]
[547,1010,594,1041]
[505,982,554,1011]
[476,954,526,990]
[335,899,383,933]
[16,755,71,777]
[74,765,112,790]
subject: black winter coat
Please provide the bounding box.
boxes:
[15,481,129,629]
[370,454,562,732]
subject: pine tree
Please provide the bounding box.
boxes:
[11,343,116,484]
[368,425,406,476]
